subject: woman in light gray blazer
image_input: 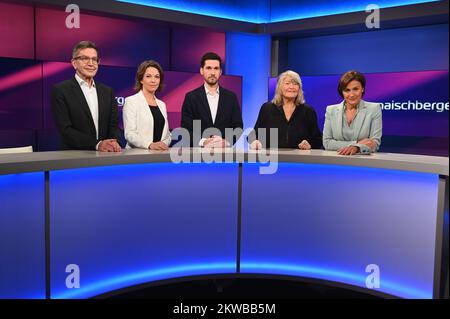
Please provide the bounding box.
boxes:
[123,60,171,150]
[323,70,382,155]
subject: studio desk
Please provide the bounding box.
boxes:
[0,148,448,299]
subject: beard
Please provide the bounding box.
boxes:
[205,76,218,85]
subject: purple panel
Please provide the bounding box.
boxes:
[42,64,242,135]
[0,1,34,59]
[269,71,449,138]
[0,130,36,149]
[35,6,170,68]
[0,58,42,130]
[171,27,226,73]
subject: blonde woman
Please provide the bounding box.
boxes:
[249,70,322,149]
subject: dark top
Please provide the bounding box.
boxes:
[181,85,244,146]
[51,77,121,150]
[249,102,323,149]
[149,104,164,143]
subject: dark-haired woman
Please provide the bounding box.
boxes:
[123,60,171,150]
[323,70,382,155]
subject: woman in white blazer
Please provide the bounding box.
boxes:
[123,60,171,150]
[323,70,382,155]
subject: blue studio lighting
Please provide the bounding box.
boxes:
[115,0,440,23]
[241,262,432,299]
[53,262,236,299]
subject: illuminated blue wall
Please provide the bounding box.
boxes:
[269,0,440,22]
[287,24,449,75]
[117,0,270,23]
[116,0,440,23]
[225,32,271,133]
[50,163,239,299]
[241,163,439,299]
[0,173,45,299]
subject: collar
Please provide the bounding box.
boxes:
[204,84,219,96]
[75,73,96,88]
[342,99,364,111]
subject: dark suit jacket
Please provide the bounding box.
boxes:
[249,102,323,149]
[51,77,121,150]
[181,85,243,146]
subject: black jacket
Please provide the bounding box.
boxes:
[181,85,243,146]
[51,77,121,150]
[249,102,323,149]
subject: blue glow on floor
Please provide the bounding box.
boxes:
[241,262,432,299]
[52,262,236,299]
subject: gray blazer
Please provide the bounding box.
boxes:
[323,100,382,153]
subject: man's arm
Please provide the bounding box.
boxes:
[108,88,121,143]
[181,93,195,147]
[51,85,98,150]
[226,93,244,146]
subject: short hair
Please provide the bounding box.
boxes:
[72,41,98,59]
[134,60,165,93]
[271,70,305,106]
[200,52,222,68]
[337,70,366,98]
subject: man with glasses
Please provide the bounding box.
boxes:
[51,41,121,152]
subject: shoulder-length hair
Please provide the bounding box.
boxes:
[337,70,366,98]
[271,70,305,106]
[134,60,165,93]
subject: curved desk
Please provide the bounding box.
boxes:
[0,149,448,299]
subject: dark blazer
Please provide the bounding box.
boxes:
[51,77,121,150]
[249,102,323,149]
[181,85,243,146]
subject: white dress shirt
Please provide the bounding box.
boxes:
[75,73,99,139]
[199,84,220,147]
[205,84,220,124]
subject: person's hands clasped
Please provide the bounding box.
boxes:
[250,140,263,150]
[149,141,169,151]
[98,139,122,152]
[298,140,311,150]
[338,146,359,155]
[203,135,228,148]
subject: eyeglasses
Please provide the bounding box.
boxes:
[73,56,101,64]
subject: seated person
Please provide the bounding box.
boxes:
[323,70,382,155]
[249,70,322,150]
[123,60,171,150]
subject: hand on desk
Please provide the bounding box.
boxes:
[149,141,169,151]
[98,139,122,152]
[338,146,359,156]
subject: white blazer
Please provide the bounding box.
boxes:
[123,90,171,149]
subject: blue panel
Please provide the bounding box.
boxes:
[270,0,440,22]
[50,163,238,299]
[225,32,271,141]
[241,163,439,299]
[115,0,438,23]
[0,173,45,299]
[288,24,449,75]
[116,0,270,23]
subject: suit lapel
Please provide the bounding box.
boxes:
[198,86,214,126]
[96,83,105,135]
[334,102,344,140]
[215,87,225,125]
[352,101,367,141]
[71,78,96,130]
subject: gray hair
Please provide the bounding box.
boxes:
[72,40,98,59]
[272,70,305,106]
